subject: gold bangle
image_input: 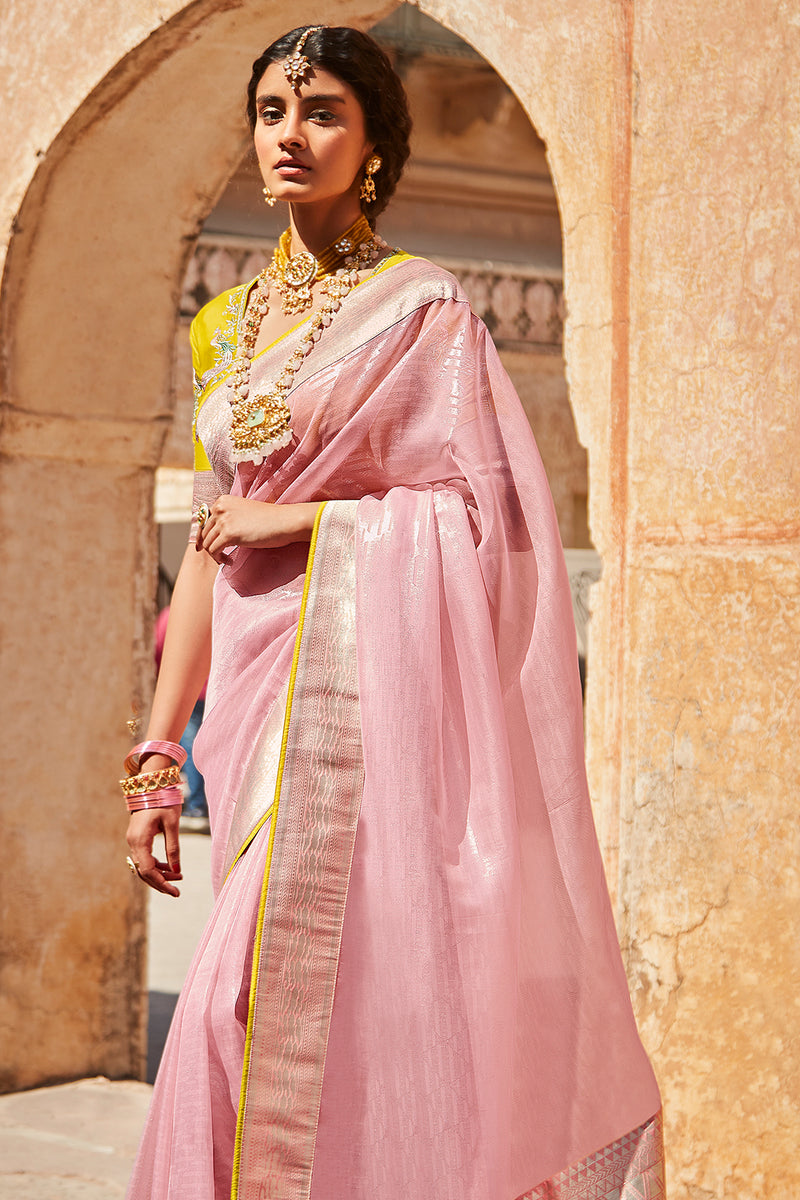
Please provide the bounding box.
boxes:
[119,764,182,798]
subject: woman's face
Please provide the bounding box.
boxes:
[253,60,373,209]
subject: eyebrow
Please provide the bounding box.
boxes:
[255,92,347,106]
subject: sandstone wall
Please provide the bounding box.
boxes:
[618,5,800,1194]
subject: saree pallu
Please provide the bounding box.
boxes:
[127,258,664,1200]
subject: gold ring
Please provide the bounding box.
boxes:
[126,855,140,876]
[196,503,210,528]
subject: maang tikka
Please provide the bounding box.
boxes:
[283,26,323,89]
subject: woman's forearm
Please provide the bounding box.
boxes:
[144,543,218,747]
[125,543,217,897]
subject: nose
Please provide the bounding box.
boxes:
[279,110,306,150]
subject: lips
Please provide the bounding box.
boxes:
[276,158,309,176]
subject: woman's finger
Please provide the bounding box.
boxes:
[136,858,181,897]
[200,524,230,563]
[127,816,182,897]
[152,858,183,880]
[162,822,182,877]
[131,843,181,896]
[195,503,214,553]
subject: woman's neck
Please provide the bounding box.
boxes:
[288,197,367,257]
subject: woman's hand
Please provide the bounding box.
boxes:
[126,804,183,898]
[196,497,321,561]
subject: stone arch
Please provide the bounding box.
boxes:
[0,0,625,1089]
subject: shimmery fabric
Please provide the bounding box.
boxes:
[127,258,661,1200]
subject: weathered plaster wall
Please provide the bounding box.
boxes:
[0,0,171,276]
[0,0,191,1092]
[617,4,800,1196]
[0,0,395,1090]
[1,0,799,1196]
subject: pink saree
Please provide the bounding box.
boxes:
[127,257,663,1200]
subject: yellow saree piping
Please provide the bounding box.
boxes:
[230,500,328,1200]
[222,803,275,887]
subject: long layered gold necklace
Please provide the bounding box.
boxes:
[227,215,386,465]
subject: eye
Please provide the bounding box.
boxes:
[310,108,336,123]
[258,106,283,125]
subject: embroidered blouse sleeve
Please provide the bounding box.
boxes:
[189,311,235,543]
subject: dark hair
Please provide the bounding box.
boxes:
[246,26,412,223]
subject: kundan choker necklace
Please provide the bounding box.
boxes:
[269,214,375,315]
[227,215,387,464]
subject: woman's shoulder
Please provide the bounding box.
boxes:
[190,281,251,352]
[189,280,255,393]
[375,251,467,307]
[347,251,478,351]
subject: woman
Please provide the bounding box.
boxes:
[125,25,664,1200]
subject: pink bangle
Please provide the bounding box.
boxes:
[124,739,187,777]
[127,786,184,813]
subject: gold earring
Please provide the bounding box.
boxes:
[262,186,276,208]
[359,155,382,204]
